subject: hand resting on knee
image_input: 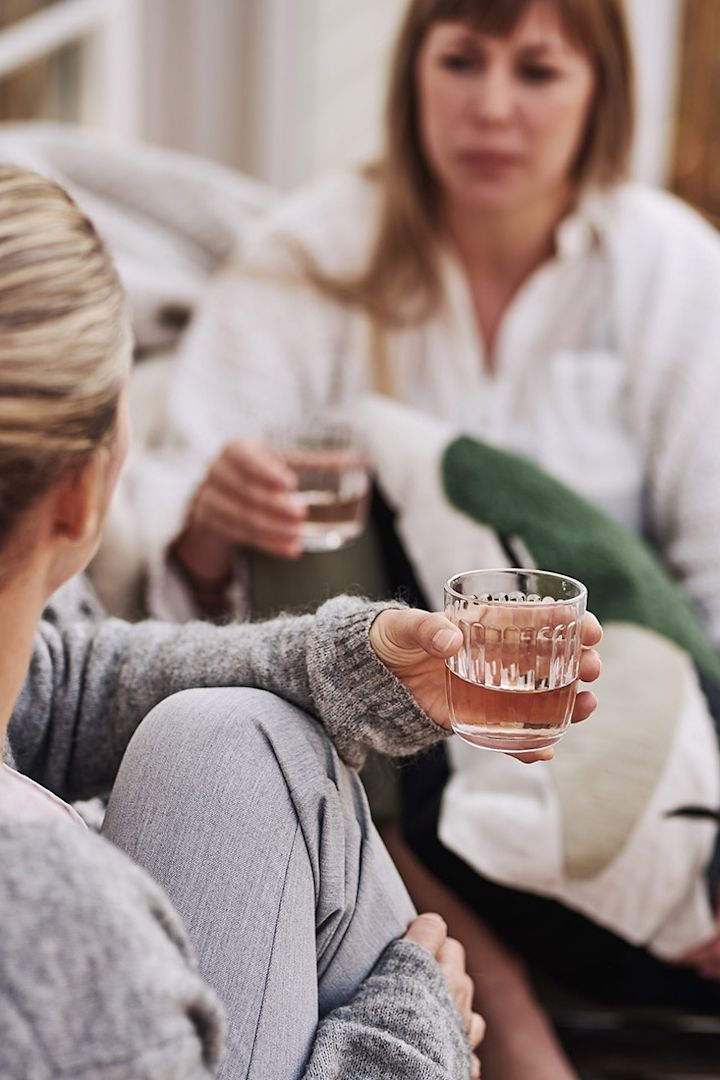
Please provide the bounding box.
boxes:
[405,913,486,1080]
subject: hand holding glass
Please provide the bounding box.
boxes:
[444,569,587,754]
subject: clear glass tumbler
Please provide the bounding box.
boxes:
[271,419,370,553]
[444,568,587,754]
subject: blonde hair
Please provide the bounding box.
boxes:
[0,166,130,553]
[299,0,635,327]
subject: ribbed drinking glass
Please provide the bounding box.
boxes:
[444,568,587,753]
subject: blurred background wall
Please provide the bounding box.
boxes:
[0,0,716,221]
[141,0,684,189]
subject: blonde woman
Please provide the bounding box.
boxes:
[0,166,603,1078]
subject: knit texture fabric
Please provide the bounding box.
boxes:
[0,823,224,1079]
[0,825,472,1079]
[10,581,446,800]
[305,941,472,1079]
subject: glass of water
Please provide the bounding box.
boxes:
[444,568,587,754]
[271,419,370,553]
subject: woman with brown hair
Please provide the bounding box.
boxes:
[144,0,719,626]
[147,0,719,749]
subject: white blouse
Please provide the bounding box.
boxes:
[133,170,720,637]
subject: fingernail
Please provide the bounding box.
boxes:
[432,627,459,652]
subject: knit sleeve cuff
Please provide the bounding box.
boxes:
[306,596,449,768]
[346,938,472,1076]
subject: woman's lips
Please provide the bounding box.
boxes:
[458,150,522,173]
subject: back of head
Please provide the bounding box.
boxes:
[0,166,129,558]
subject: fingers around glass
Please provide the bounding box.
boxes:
[224,439,298,490]
[578,648,602,684]
[265,421,371,553]
[570,689,598,724]
[469,1012,486,1048]
[580,611,603,646]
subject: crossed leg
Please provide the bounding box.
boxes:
[103,687,415,1079]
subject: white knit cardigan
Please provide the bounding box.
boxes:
[135,171,720,638]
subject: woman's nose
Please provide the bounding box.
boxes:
[471,67,515,124]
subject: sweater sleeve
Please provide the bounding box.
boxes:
[0,823,223,1080]
[9,579,446,800]
[302,941,472,1080]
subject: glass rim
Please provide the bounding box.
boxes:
[444,567,587,606]
[266,414,362,436]
[266,419,367,456]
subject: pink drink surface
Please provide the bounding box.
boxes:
[299,489,369,525]
[446,666,577,750]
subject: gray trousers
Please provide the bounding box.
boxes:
[102,688,415,1080]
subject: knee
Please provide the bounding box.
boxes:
[120,687,351,805]
[133,686,304,757]
[107,688,381,944]
[110,688,335,847]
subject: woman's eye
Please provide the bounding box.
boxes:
[440,53,479,73]
[520,65,559,83]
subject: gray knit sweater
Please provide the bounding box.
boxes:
[2,578,470,1079]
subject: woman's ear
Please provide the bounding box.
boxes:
[43,449,115,593]
[43,394,126,592]
[51,452,107,546]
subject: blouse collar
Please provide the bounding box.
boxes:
[554,186,614,260]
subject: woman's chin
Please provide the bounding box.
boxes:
[447,177,532,217]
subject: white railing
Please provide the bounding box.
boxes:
[0,0,143,139]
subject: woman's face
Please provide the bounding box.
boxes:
[416,1,595,218]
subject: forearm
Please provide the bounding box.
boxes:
[12,589,444,798]
[302,941,471,1080]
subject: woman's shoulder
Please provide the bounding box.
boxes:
[600,182,720,263]
[0,823,223,1075]
[0,821,182,946]
[243,167,381,273]
[597,185,720,358]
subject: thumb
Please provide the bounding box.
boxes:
[404,913,448,957]
[372,608,463,661]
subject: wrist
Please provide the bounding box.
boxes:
[169,533,234,614]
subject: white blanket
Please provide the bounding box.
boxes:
[0,122,273,352]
